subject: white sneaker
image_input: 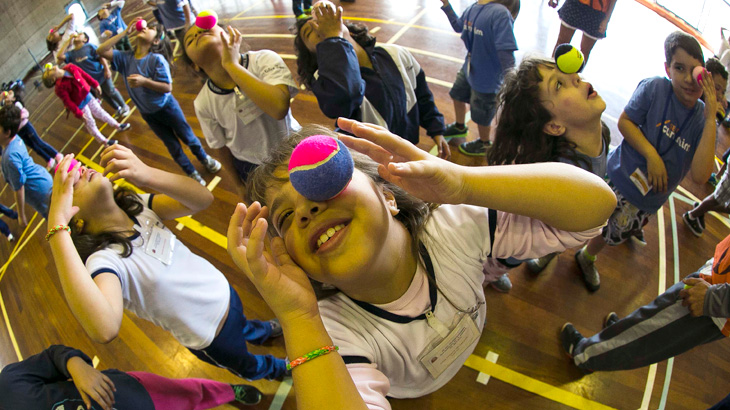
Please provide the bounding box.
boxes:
[7,233,14,242]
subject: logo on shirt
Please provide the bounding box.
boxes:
[75,56,89,63]
[463,21,484,36]
[657,120,691,152]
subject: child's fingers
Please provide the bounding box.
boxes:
[246,218,271,280]
[78,390,91,410]
[227,203,249,250]
[338,135,393,164]
[242,201,263,236]
[338,118,426,161]
[336,6,343,21]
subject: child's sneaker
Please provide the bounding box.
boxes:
[602,312,619,329]
[7,233,14,242]
[443,122,468,138]
[231,384,262,405]
[203,156,221,173]
[458,139,490,157]
[106,139,118,147]
[114,106,124,119]
[189,171,206,186]
[122,105,131,117]
[526,252,559,275]
[489,274,512,292]
[560,323,584,358]
[630,229,647,247]
[46,158,56,171]
[303,6,312,13]
[682,211,704,237]
[709,172,718,187]
[269,318,283,338]
[575,249,600,291]
[118,123,131,132]
[296,13,308,19]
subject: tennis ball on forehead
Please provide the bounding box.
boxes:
[288,135,354,202]
[555,43,585,74]
[196,10,218,30]
[693,66,707,85]
[135,19,147,31]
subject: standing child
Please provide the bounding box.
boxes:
[439,0,519,156]
[548,0,617,64]
[42,63,131,146]
[2,88,63,170]
[486,57,611,284]
[47,14,76,63]
[0,105,53,223]
[182,22,300,189]
[46,146,288,381]
[576,31,718,291]
[233,119,615,408]
[294,2,451,159]
[97,21,221,185]
[98,1,132,51]
[0,345,263,409]
[59,32,131,117]
[148,0,193,41]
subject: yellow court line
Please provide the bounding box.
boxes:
[243,34,295,38]
[463,355,618,410]
[5,212,38,263]
[60,123,87,153]
[0,290,23,361]
[387,8,428,44]
[0,218,46,282]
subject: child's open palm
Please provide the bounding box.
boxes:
[227,202,320,323]
[49,155,81,227]
[337,118,466,204]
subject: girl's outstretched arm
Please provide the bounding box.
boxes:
[227,203,368,410]
[100,144,213,220]
[338,118,616,232]
[97,23,134,60]
[48,156,124,344]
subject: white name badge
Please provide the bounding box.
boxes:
[419,313,480,379]
[145,225,175,265]
[235,90,265,125]
[630,167,652,196]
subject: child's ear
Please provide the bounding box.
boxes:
[71,218,85,233]
[382,188,400,216]
[543,121,566,137]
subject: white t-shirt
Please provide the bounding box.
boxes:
[319,205,601,409]
[194,50,301,164]
[85,194,230,350]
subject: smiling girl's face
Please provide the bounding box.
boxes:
[183,24,226,68]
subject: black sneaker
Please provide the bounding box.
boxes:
[443,122,468,138]
[231,384,263,405]
[560,323,584,358]
[458,139,490,157]
[630,229,647,247]
[602,312,619,329]
[118,123,131,132]
[526,252,559,275]
[269,318,283,338]
[682,211,704,237]
[106,139,118,146]
[694,202,706,231]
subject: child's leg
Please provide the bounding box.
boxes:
[80,105,109,144]
[99,77,122,111]
[292,0,304,16]
[141,109,197,175]
[571,275,724,372]
[579,34,598,62]
[127,371,235,410]
[86,98,121,129]
[304,0,312,10]
[470,91,497,143]
[0,219,10,237]
[553,23,577,56]
[690,194,720,218]
[17,123,57,162]
[165,98,209,163]
[188,287,287,380]
[0,204,18,220]
[448,69,471,127]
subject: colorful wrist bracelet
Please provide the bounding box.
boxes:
[286,345,339,371]
[46,224,71,241]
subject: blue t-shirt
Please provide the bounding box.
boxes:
[111,50,171,114]
[157,0,191,30]
[607,77,706,213]
[100,7,127,36]
[447,2,517,94]
[1,137,53,218]
[65,44,105,82]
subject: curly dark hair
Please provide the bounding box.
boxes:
[294,17,376,90]
[70,187,144,262]
[706,57,728,81]
[0,104,22,136]
[487,57,609,172]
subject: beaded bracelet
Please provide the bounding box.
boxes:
[286,345,339,371]
[45,224,71,241]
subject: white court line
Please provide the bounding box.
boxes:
[268,377,293,410]
[387,8,428,44]
[476,351,499,385]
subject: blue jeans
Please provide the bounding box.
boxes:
[140,97,208,175]
[0,204,17,237]
[17,123,58,163]
[188,286,287,380]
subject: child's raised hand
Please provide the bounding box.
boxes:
[220,26,244,68]
[100,144,152,186]
[227,202,320,323]
[49,154,81,227]
[337,118,466,204]
[312,2,345,40]
[699,70,718,120]
[67,356,116,410]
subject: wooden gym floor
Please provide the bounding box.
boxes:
[1,0,729,409]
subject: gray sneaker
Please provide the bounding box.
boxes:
[458,139,489,157]
[203,156,221,173]
[269,318,283,338]
[489,274,512,293]
[575,249,600,292]
[526,252,559,275]
[443,122,468,138]
[189,170,206,186]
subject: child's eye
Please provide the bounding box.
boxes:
[277,210,293,231]
[556,81,562,91]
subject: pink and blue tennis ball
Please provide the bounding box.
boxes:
[196,10,218,30]
[693,66,707,85]
[288,135,354,202]
[135,19,147,31]
[555,43,585,74]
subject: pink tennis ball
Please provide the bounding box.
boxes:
[195,10,218,30]
[55,158,79,174]
[135,19,147,31]
[694,66,707,85]
[288,135,354,202]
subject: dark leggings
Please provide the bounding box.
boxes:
[17,123,58,162]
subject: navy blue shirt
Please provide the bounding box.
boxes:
[65,43,105,82]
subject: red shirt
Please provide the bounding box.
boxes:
[53,63,99,119]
